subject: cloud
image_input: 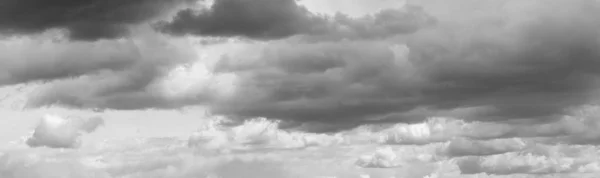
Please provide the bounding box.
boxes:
[14,0,600,132]
[0,149,111,178]
[0,145,293,178]
[25,114,104,148]
[369,106,600,146]
[5,113,600,178]
[456,153,579,175]
[0,0,192,41]
[442,138,528,157]
[355,147,399,168]
[23,31,204,110]
[186,115,600,154]
[0,34,140,86]
[187,117,344,152]
[454,105,600,144]
[378,117,466,145]
[192,0,600,128]
[156,0,436,40]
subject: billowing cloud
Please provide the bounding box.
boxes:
[25,114,104,148]
[199,0,600,127]
[156,0,436,39]
[0,0,191,40]
[14,0,600,132]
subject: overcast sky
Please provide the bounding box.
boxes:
[1,0,600,133]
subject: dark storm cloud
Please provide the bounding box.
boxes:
[0,0,191,40]
[205,0,600,126]
[156,0,436,39]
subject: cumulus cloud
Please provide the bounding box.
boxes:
[25,114,104,148]
[379,117,466,145]
[0,0,192,40]
[156,0,436,39]
[187,117,344,152]
[355,147,399,168]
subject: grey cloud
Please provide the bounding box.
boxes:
[25,64,166,109]
[0,40,140,86]
[0,0,190,40]
[206,0,600,127]
[156,0,436,40]
[22,0,600,132]
[24,35,204,110]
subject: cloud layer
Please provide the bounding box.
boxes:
[3,108,600,177]
[1,0,599,130]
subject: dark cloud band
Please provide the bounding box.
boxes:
[156,0,436,40]
[206,0,600,126]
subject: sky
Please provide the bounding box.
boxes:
[1,0,600,177]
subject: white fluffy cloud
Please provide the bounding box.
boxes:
[25,114,104,148]
[355,147,399,168]
[187,117,344,152]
